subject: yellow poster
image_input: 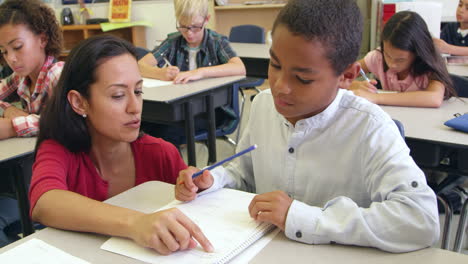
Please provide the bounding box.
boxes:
[108,0,132,22]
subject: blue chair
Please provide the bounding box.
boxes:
[393,119,404,138]
[450,74,468,98]
[194,82,241,147]
[229,25,266,142]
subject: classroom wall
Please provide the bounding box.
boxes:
[413,0,457,22]
[50,0,177,50]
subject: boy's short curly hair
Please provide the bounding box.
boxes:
[0,0,62,65]
[272,0,363,75]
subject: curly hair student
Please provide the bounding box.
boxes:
[0,0,64,247]
[0,0,63,139]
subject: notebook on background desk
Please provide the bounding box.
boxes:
[101,188,278,264]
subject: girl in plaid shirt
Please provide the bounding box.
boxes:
[0,0,63,248]
[0,0,64,140]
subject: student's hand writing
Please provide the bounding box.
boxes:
[175,166,214,202]
[351,88,378,104]
[173,69,204,84]
[161,66,180,81]
[130,208,213,255]
[348,80,378,93]
[4,106,29,119]
[248,191,293,231]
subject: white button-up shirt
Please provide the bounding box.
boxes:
[207,88,439,253]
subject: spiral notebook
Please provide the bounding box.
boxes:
[101,188,276,264]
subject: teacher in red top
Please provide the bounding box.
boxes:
[29,35,213,255]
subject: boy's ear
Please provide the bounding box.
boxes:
[338,62,360,89]
[67,90,88,117]
[205,14,211,23]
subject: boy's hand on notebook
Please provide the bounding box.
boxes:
[175,166,214,201]
[248,190,293,231]
[130,208,214,255]
[173,69,204,84]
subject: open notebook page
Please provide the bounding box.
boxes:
[101,188,276,264]
[142,78,173,88]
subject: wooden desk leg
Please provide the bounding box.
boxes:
[206,94,217,165]
[11,161,34,236]
[453,197,468,252]
[437,195,453,250]
[184,101,196,166]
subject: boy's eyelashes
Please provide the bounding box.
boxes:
[269,61,280,69]
[269,61,314,84]
[296,76,313,84]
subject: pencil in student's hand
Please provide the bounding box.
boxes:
[163,56,172,67]
[180,145,258,184]
[359,68,370,83]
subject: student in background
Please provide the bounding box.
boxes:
[139,0,245,145]
[29,35,213,255]
[435,0,468,56]
[175,0,439,253]
[0,0,63,248]
[138,0,245,83]
[349,11,456,108]
[0,0,63,139]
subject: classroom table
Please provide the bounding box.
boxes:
[1,181,467,263]
[381,98,468,251]
[447,64,468,77]
[231,42,270,79]
[0,137,37,237]
[142,75,244,166]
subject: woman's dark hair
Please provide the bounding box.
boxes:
[0,0,62,66]
[36,35,138,153]
[272,0,363,76]
[381,11,456,98]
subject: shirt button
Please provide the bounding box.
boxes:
[295,231,302,238]
[289,147,294,153]
[411,181,418,188]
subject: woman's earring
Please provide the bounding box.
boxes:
[82,114,87,118]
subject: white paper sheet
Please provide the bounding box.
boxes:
[0,238,90,264]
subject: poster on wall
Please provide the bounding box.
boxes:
[108,0,132,22]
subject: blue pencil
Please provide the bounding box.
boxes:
[192,144,258,178]
[359,68,370,83]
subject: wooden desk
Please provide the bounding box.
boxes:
[231,42,270,78]
[1,181,467,263]
[142,76,245,166]
[381,98,468,251]
[0,137,36,237]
